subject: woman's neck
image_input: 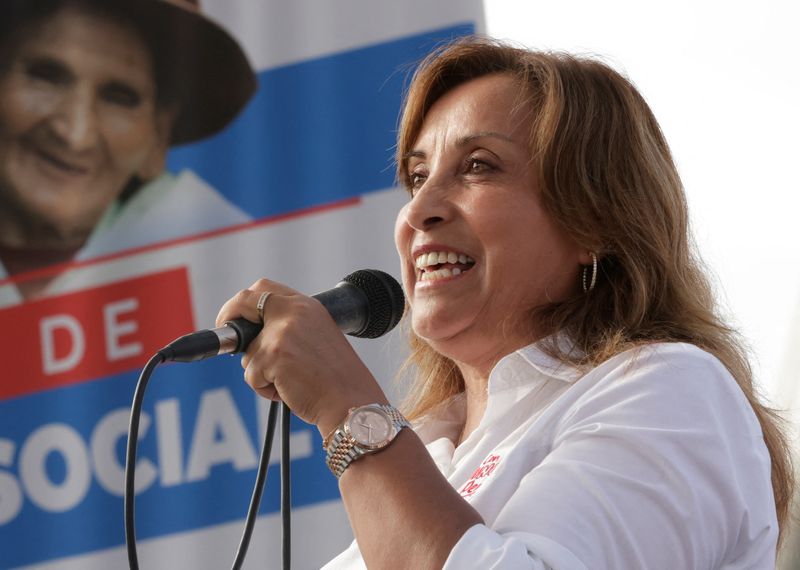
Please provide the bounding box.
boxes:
[454,363,490,446]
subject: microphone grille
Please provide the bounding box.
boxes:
[342,269,405,339]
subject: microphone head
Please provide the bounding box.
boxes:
[341,269,405,338]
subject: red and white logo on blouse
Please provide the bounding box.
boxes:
[458,453,502,498]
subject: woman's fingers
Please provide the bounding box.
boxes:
[242,346,283,403]
[215,278,298,326]
[253,383,281,402]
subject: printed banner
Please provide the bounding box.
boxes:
[0,1,483,568]
[0,0,483,570]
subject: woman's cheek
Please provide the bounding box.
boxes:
[393,207,415,294]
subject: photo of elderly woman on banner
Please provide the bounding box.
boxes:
[0,0,255,303]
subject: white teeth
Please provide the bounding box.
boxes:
[420,267,454,281]
[414,250,475,270]
[452,267,461,276]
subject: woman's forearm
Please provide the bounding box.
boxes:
[338,429,483,569]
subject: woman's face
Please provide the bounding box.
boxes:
[395,73,588,370]
[0,5,170,248]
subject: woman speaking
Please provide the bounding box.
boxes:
[216,38,792,569]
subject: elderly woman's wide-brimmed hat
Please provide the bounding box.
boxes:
[3,0,257,146]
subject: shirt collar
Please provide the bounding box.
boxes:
[414,337,583,441]
[488,338,583,395]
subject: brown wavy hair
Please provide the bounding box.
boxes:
[395,37,794,541]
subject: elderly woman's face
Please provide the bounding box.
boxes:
[395,73,588,367]
[0,6,169,248]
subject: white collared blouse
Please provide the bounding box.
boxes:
[324,342,777,569]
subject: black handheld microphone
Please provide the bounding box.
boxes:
[159,269,405,362]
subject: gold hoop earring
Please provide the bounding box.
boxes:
[582,252,598,293]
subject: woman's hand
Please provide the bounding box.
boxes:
[218,279,482,570]
[215,278,389,436]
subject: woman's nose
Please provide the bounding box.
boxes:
[402,178,455,231]
[49,86,99,151]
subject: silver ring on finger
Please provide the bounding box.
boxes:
[256,291,272,323]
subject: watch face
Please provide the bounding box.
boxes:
[346,407,393,449]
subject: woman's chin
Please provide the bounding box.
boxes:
[411,313,479,354]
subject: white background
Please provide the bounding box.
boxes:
[484,0,800,412]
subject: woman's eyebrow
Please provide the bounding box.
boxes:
[403,131,516,162]
[20,54,72,76]
[457,131,515,146]
[402,150,426,162]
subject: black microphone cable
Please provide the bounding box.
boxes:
[227,400,292,570]
[124,355,288,570]
[230,400,283,570]
[124,351,164,570]
[280,403,292,568]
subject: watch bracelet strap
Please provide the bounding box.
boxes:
[322,413,349,451]
[379,404,412,430]
[325,404,411,478]
[325,430,359,478]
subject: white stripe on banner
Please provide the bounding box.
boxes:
[203,0,485,71]
[16,500,352,570]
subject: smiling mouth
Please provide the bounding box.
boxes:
[415,250,475,282]
[34,148,91,176]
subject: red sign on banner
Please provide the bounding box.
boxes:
[0,267,195,399]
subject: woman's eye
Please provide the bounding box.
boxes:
[466,158,492,174]
[408,172,427,194]
[100,82,142,108]
[24,59,70,85]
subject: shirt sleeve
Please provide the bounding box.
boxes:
[444,524,585,569]
[443,344,777,570]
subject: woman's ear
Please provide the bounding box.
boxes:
[138,106,177,180]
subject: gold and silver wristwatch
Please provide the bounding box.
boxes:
[324,404,410,478]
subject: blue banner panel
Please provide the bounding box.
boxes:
[167,23,475,220]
